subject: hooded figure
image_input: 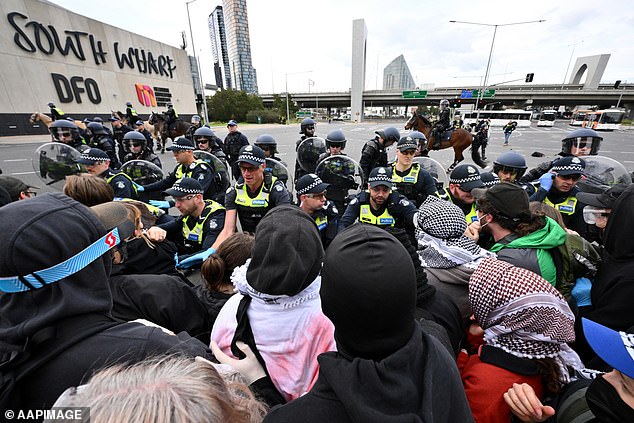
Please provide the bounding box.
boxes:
[0,194,209,411]
[461,257,583,423]
[575,184,634,367]
[264,224,473,423]
[211,205,335,401]
[416,196,493,320]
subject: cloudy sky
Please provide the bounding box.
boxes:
[50,0,633,95]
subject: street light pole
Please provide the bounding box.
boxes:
[449,19,545,120]
[284,70,312,125]
[562,40,584,89]
[186,0,209,123]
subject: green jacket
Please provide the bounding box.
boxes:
[490,217,567,286]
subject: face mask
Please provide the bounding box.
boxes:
[586,374,634,422]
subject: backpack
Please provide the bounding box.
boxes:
[551,233,602,300]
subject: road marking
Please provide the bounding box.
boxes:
[11,171,35,175]
[3,158,29,162]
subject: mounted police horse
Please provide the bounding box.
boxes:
[404,111,486,171]
[148,112,190,154]
[112,110,159,148]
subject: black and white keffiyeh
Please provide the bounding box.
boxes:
[416,196,491,268]
[469,257,584,381]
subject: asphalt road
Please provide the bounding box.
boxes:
[2,120,633,196]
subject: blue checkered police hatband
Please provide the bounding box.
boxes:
[296,174,329,195]
[551,157,585,176]
[166,138,196,151]
[368,167,392,188]
[164,177,204,197]
[237,145,266,166]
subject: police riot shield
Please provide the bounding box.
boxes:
[413,157,449,190]
[32,142,84,190]
[577,155,632,193]
[315,155,362,204]
[120,160,165,202]
[265,158,291,191]
[297,137,327,173]
[192,151,231,194]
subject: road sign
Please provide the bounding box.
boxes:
[402,90,428,99]
[460,89,473,99]
[472,89,496,98]
[296,111,313,118]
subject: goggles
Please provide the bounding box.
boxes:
[0,228,121,293]
[583,206,611,225]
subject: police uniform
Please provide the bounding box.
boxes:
[296,173,342,248]
[122,150,162,169]
[125,106,139,124]
[438,187,479,224]
[359,138,387,185]
[223,122,249,180]
[437,164,484,224]
[49,105,65,121]
[158,199,226,256]
[392,164,437,208]
[224,176,289,233]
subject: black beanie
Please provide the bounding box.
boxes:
[246,204,323,296]
[321,223,416,360]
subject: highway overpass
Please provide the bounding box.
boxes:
[261,83,634,112]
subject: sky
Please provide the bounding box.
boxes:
[49,0,634,95]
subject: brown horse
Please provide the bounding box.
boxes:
[29,112,86,130]
[148,112,190,153]
[112,110,159,144]
[404,111,486,171]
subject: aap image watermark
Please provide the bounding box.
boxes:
[4,407,89,422]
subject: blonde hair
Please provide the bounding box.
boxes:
[63,173,114,206]
[53,356,266,423]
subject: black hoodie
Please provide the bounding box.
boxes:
[0,193,209,411]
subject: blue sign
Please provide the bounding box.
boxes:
[461,89,473,99]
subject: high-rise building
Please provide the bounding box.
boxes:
[208,6,231,90]
[221,0,258,94]
[383,55,415,90]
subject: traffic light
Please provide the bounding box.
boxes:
[614,80,622,89]
[452,98,461,108]
[196,94,204,104]
[525,73,534,83]
[477,99,485,109]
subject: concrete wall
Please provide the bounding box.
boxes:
[569,54,611,90]
[0,0,197,134]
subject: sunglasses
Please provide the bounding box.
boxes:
[196,138,209,144]
[558,174,582,181]
[128,142,142,147]
[399,150,416,156]
[305,192,326,199]
[174,194,197,202]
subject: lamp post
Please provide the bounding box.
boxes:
[186,0,209,123]
[450,19,545,120]
[285,70,312,125]
[562,40,584,89]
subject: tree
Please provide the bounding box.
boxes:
[207,89,264,122]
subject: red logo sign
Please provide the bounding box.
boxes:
[135,84,157,107]
[105,230,117,247]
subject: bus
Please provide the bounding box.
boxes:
[462,109,532,128]
[582,109,625,131]
[570,109,592,126]
[537,110,557,127]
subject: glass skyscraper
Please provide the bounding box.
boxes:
[219,0,258,94]
[208,6,232,90]
[383,55,415,90]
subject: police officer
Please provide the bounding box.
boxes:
[49,120,87,151]
[519,128,602,184]
[135,120,155,151]
[473,118,490,160]
[109,116,133,162]
[431,99,451,150]
[391,135,438,207]
[85,122,119,168]
[223,120,249,181]
[453,113,464,130]
[342,167,418,231]
[438,164,485,224]
[93,117,113,137]
[193,126,224,157]
[296,173,341,249]
[254,134,285,164]
[139,137,220,203]
[318,129,347,163]
[76,148,137,199]
[212,145,291,250]
[48,102,65,121]
[121,131,162,168]
[125,102,139,126]
[480,171,501,188]
[294,117,317,181]
[185,115,203,139]
[408,130,428,156]
[163,102,178,133]
[492,151,527,184]
[529,156,586,232]
[359,126,400,185]
[146,178,225,269]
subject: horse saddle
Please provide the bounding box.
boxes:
[440,129,453,141]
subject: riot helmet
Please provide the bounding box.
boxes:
[50,120,79,143]
[93,117,103,123]
[191,114,201,124]
[193,126,215,144]
[166,102,173,108]
[493,151,527,181]
[325,129,347,149]
[377,127,400,146]
[409,131,427,148]
[48,102,55,108]
[123,130,147,152]
[126,101,132,107]
[255,134,277,155]
[561,128,602,156]
[300,118,316,135]
[86,122,108,136]
[440,99,450,110]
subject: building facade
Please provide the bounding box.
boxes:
[383,55,415,90]
[0,0,197,135]
[208,6,231,90]
[221,0,258,94]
